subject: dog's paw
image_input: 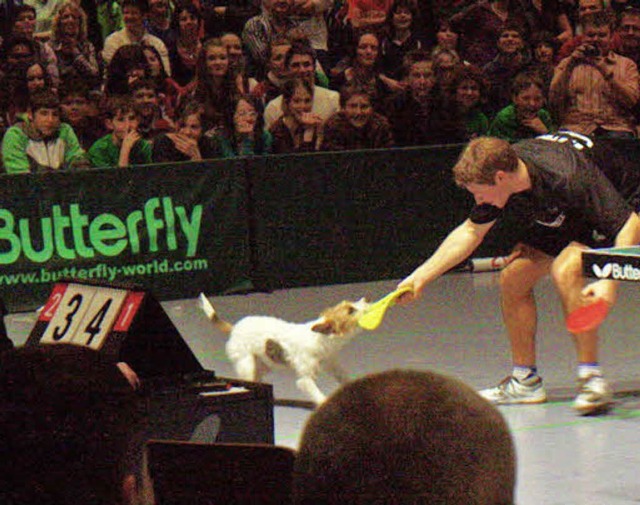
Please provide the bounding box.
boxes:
[198,293,215,320]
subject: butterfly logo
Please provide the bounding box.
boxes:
[592,263,613,278]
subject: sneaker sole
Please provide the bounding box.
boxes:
[573,400,614,416]
[483,395,548,405]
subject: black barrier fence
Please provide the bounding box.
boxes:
[0,143,529,312]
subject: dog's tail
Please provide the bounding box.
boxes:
[198,293,233,334]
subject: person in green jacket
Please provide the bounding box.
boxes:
[2,90,90,174]
[489,71,556,142]
[88,96,152,168]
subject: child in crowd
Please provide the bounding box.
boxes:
[2,90,89,173]
[59,82,106,150]
[269,78,323,153]
[208,95,271,157]
[152,100,220,162]
[321,84,394,151]
[251,36,292,106]
[129,77,174,140]
[88,96,152,167]
[451,64,490,139]
[489,71,555,142]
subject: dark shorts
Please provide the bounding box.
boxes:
[522,222,616,257]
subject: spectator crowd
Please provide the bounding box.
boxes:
[1,0,640,172]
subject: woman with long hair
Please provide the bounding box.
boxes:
[169,0,204,87]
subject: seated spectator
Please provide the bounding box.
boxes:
[8,5,60,87]
[168,0,204,88]
[451,64,490,139]
[182,37,247,134]
[143,44,182,117]
[22,0,67,41]
[2,89,89,173]
[528,30,559,95]
[242,0,296,78]
[130,77,175,140]
[433,18,463,58]
[449,0,527,67]
[152,100,220,162]
[321,84,394,150]
[384,49,466,146]
[432,46,464,97]
[1,59,51,127]
[292,369,516,505]
[489,71,555,141]
[104,44,150,97]
[379,0,425,81]
[269,78,322,152]
[0,344,142,505]
[144,0,176,49]
[331,30,394,110]
[251,36,293,105]
[208,95,272,156]
[549,10,639,138]
[60,82,106,150]
[483,23,532,115]
[102,0,171,75]
[222,31,259,92]
[616,7,640,66]
[264,41,340,128]
[45,1,100,91]
[88,96,152,167]
[525,0,573,46]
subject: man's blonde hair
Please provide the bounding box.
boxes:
[453,137,518,186]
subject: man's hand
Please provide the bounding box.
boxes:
[117,362,141,390]
[520,116,548,134]
[581,279,617,306]
[121,130,141,154]
[168,133,202,160]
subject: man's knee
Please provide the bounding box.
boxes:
[551,244,584,287]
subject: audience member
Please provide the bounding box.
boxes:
[2,89,89,173]
[130,77,175,140]
[522,0,573,45]
[451,64,490,139]
[432,46,463,97]
[96,0,125,44]
[242,0,296,78]
[289,0,333,71]
[45,2,100,91]
[379,0,425,81]
[321,84,394,150]
[269,77,322,152]
[0,344,142,505]
[153,99,220,162]
[557,0,618,59]
[208,94,272,156]
[1,59,51,127]
[449,0,526,67]
[330,30,393,109]
[549,10,640,138]
[616,6,640,65]
[489,71,555,141]
[292,369,516,505]
[483,23,532,115]
[143,44,182,116]
[88,95,153,167]
[264,41,340,128]
[385,50,466,146]
[168,0,204,87]
[202,0,261,37]
[60,82,106,150]
[9,5,60,87]
[23,0,67,41]
[222,31,259,92]
[144,0,175,49]
[433,18,463,56]
[102,0,171,75]
[104,43,150,97]
[251,35,292,105]
[185,37,243,134]
[528,30,559,95]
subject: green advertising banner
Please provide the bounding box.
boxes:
[0,160,251,312]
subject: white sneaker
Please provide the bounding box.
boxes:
[573,374,613,415]
[479,375,547,405]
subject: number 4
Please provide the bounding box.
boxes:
[84,299,113,346]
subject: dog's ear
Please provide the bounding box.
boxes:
[312,319,336,335]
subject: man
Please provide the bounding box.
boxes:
[398,131,640,415]
[102,0,171,74]
[292,369,516,505]
[616,7,640,65]
[263,41,339,128]
[0,344,142,504]
[550,11,639,138]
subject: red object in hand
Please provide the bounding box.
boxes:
[566,298,610,333]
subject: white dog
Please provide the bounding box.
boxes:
[198,293,369,405]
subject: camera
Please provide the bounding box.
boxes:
[583,45,600,57]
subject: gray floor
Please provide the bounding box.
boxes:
[7,271,640,504]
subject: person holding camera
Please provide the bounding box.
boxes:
[549,10,640,138]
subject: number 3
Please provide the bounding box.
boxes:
[52,294,83,341]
